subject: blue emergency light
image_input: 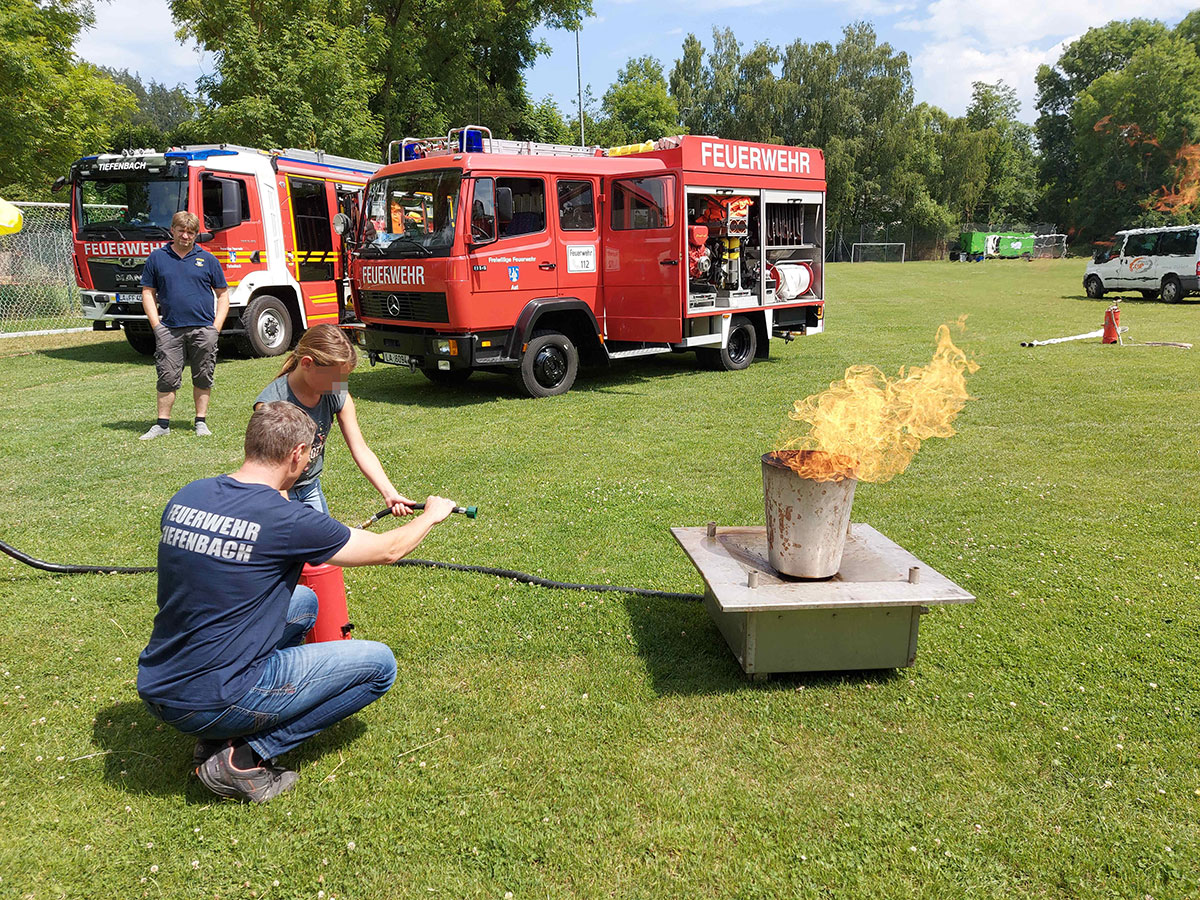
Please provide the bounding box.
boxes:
[457,129,485,153]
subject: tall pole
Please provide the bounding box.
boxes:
[576,20,584,146]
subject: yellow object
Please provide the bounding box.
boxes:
[0,198,23,235]
[606,140,655,157]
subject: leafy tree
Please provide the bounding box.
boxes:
[102,68,200,151]
[1072,35,1200,236]
[0,0,135,199]
[1035,18,1170,225]
[964,81,1036,222]
[168,0,591,158]
[593,56,677,146]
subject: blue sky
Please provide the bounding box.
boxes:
[78,1,1198,127]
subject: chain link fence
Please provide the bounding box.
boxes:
[0,202,89,337]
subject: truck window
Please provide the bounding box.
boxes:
[497,178,545,238]
[201,177,250,230]
[557,180,595,231]
[611,176,675,231]
[1157,229,1198,256]
[1124,233,1158,256]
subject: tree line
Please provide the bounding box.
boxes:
[2,1,1197,249]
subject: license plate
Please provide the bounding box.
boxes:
[379,352,411,366]
[118,293,143,303]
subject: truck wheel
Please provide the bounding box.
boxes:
[421,367,473,386]
[1160,276,1183,304]
[1084,276,1105,299]
[123,323,156,356]
[238,294,293,357]
[520,330,578,397]
[701,314,757,371]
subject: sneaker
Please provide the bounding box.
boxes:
[139,424,170,440]
[191,738,227,775]
[198,744,299,803]
[194,421,212,437]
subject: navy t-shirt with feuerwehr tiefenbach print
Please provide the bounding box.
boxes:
[137,475,351,710]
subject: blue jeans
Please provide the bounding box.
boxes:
[289,478,328,514]
[143,585,396,761]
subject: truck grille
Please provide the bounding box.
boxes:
[87,261,145,293]
[358,290,449,324]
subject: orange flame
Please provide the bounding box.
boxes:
[776,324,979,484]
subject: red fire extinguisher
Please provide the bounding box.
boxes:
[1101,304,1122,344]
[299,562,353,642]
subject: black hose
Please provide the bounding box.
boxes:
[393,558,703,602]
[0,538,702,601]
[0,538,155,575]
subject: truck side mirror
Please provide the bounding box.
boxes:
[196,232,214,243]
[333,212,350,235]
[220,179,243,230]
[51,176,67,193]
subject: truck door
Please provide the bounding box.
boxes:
[552,177,599,310]
[200,173,266,289]
[466,175,557,330]
[600,173,681,343]
[287,176,340,325]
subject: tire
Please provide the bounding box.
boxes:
[237,294,294,357]
[702,314,757,371]
[1160,276,1183,304]
[1140,290,1160,301]
[519,329,578,397]
[1084,276,1105,299]
[123,323,156,356]
[421,367,473,386]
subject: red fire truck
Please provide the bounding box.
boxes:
[347,127,826,396]
[63,145,378,356]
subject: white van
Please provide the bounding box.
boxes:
[1084,225,1200,303]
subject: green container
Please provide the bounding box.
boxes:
[958,231,1035,258]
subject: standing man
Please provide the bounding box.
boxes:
[138,401,457,803]
[139,210,230,439]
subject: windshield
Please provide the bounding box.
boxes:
[360,169,461,258]
[75,176,188,239]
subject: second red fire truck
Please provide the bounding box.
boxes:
[346,127,826,397]
[64,144,378,356]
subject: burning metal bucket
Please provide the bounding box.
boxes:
[762,450,859,578]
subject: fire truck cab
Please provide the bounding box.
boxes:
[349,128,826,396]
[66,145,378,356]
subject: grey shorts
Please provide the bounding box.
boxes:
[154,325,219,393]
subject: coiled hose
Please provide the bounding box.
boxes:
[0,538,703,602]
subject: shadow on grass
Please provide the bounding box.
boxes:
[92,701,366,802]
[624,596,899,696]
[40,340,148,365]
[351,352,771,409]
[1067,293,1200,305]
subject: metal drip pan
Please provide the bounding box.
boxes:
[671,524,974,678]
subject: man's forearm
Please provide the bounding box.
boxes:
[141,288,160,328]
[213,291,230,331]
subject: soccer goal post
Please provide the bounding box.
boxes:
[851,242,905,262]
[1032,234,1067,259]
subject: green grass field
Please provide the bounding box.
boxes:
[1,259,1198,899]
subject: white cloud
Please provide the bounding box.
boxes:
[75,0,210,88]
[900,0,1198,119]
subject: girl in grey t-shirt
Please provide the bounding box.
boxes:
[254,324,415,517]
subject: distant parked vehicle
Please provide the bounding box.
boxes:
[1084,225,1200,303]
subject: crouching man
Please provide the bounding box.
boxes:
[137,401,456,803]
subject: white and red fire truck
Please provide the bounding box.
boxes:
[347,127,826,396]
[65,145,379,356]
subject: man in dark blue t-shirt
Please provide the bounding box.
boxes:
[138,401,456,803]
[139,210,229,440]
